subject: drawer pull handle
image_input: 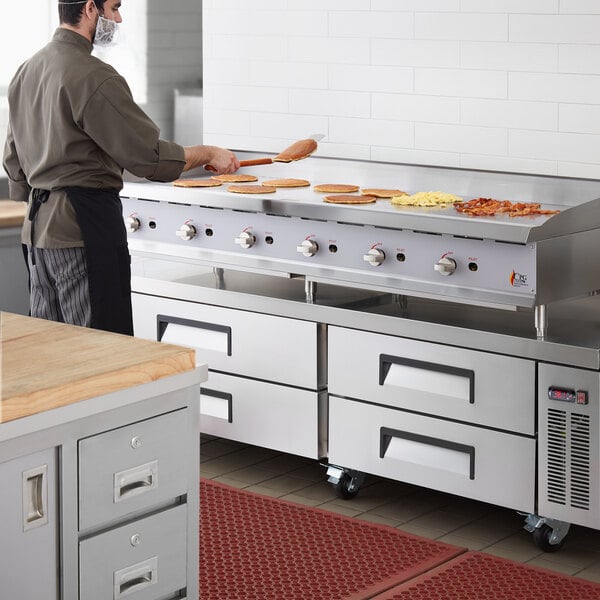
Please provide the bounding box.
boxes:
[158,314,232,357]
[380,427,475,480]
[22,464,49,531]
[114,460,158,503]
[200,387,233,422]
[114,556,157,599]
[379,354,475,404]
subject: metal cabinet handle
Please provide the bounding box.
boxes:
[379,353,475,404]
[380,427,476,480]
[200,387,233,422]
[158,314,232,356]
[22,464,48,531]
[113,556,157,599]
[113,460,158,503]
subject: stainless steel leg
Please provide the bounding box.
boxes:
[305,280,316,304]
[535,304,547,340]
[213,267,225,289]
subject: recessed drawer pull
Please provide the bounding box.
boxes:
[22,464,48,531]
[158,314,232,357]
[200,387,233,422]
[380,427,476,480]
[114,461,158,503]
[113,556,157,599]
[379,353,475,404]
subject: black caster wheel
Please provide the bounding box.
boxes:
[532,524,566,552]
[334,472,361,499]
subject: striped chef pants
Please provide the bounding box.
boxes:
[27,246,92,328]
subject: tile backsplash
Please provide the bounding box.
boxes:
[203,0,600,179]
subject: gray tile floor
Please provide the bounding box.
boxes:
[201,434,600,584]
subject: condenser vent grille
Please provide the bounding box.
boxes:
[546,408,567,505]
[570,413,591,510]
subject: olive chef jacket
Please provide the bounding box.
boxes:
[2,27,186,248]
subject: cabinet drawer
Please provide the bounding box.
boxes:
[329,396,535,512]
[200,372,326,459]
[328,326,534,435]
[133,293,324,389]
[79,505,187,600]
[79,410,188,531]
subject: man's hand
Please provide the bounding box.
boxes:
[183,145,239,174]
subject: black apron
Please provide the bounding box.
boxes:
[64,187,133,336]
[24,188,133,335]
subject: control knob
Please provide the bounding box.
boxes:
[434,256,457,276]
[297,239,319,257]
[125,216,141,232]
[176,223,197,241]
[363,248,385,267]
[235,231,256,249]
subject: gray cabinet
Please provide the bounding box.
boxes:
[0,371,203,599]
[0,226,29,314]
[0,448,58,599]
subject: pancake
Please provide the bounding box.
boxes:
[361,188,408,198]
[228,184,277,194]
[314,184,360,193]
[262,178,311,188]
[323,194,377,204]
[173,179,222,188]
[212,174,258,183]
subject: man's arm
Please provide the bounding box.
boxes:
[183,145,239,174]
[2,121,30,202]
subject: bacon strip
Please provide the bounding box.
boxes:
[455,198,560,218]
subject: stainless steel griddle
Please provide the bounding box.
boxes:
[122,153,600,552]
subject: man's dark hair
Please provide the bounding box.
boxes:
[59,0,105,26]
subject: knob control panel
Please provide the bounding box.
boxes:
[297,239,319,257]
[125,216,141,233]
[363,248,385,267]
[434,256,457,276]
[176,223,197,241]
[235,231,256,249]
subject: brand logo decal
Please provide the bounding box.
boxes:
[510,270,528,287]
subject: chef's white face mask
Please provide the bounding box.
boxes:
[93,2,119,47]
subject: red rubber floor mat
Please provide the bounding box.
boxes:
[370,551,600,600]
[200,478,466,600]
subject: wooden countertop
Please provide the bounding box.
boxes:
[0,200,27,229]
[1,313,196,424]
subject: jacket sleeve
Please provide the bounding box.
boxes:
[81,75,186,182]
[2,120,31,202]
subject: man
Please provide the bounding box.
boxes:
[2,0,239,335]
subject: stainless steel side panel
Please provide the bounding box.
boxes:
[329,396,535,512]
[78,410,188,531]
[79,505,187,600]
[200,371,326,459]
[328,326,535,435]
[538,364,600,529]
[132,292,323,390]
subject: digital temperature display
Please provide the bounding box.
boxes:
[548,387,588,405]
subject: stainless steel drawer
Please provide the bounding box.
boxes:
[79,505,187,600]
[79,410,188,531]
[132,293,324,389]
[328,326,535,435]
[329,396,535,512]
[200,371,326,459]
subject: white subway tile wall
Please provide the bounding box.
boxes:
[203,1,600,179]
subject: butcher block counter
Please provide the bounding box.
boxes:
[0,199,26,228]
[0,312,205,600]
[1,311,198,423]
